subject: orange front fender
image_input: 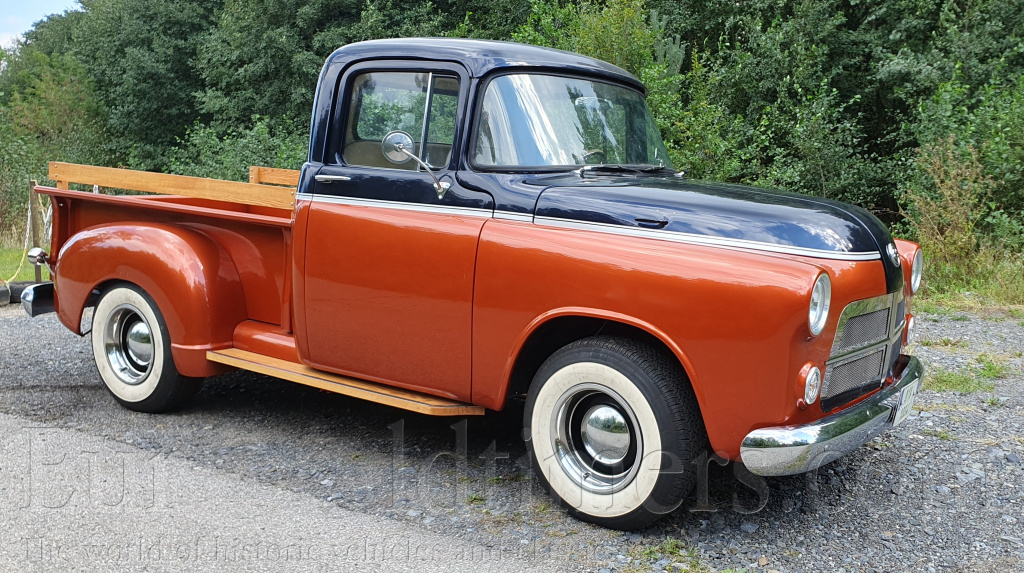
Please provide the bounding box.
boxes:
[54,223,247,377]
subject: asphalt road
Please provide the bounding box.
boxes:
[2,302,1023,572]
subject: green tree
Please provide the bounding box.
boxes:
[0,49,110,230]
[71,0,219,169]
[195,0,353,131]
[194,0,490,130]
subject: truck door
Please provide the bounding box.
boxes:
[301,63,492,402]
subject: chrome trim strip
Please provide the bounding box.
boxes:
[533,216,882,261]
[837,292,892,321]
[494,211,534,222]
[890,289,906,335]
[302,194,493,218]
[740,356,922,476]
[296,197,885,261]
[418,72,434,166]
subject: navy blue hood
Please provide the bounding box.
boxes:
[530,175,903,291]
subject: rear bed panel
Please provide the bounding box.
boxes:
[42,188,292,377]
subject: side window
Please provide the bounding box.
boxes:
[344,72,459,170]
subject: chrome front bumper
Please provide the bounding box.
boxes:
[740,355,923,476]
[21,282,55,317]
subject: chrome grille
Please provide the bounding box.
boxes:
[822,349,885,398]
[832,308,889,355]
[821,290,907,409]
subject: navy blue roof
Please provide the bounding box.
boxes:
[327,38,645,93]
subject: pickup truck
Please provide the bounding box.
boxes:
[22,38,924,530]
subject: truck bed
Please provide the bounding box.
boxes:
[39,162,295,360]
[44,185,293,328]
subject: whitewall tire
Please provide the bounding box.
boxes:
[524,336,706,530]
[91,284,201,412]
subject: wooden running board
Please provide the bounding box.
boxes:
[207,348,484,416]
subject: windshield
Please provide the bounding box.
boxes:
[472,74,673,170]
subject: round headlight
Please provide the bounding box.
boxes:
[808,273,831,336]
[804,366,822,405]
[911,249,923,293]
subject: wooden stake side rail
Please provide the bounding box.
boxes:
[249,166,301,187]
[49,162,297,210]
[207,348,485,416]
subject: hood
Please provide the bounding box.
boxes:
[530,174,903,291]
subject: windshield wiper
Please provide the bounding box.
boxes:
[575,164,675,178]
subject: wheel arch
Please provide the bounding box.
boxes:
[55,223,247,377]
[501,308,708,418]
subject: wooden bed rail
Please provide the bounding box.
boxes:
[248,165,301,187]
[48,162,300,210]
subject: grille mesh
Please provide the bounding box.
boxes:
[832,308,889,355]
[823,349,885,398]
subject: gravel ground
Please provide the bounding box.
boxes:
[1,302,1022,572]
[0,411,556,573]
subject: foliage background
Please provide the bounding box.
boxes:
[1,0,1022,300]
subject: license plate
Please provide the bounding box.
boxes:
[892,379,921,426]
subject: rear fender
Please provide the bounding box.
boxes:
[54,223,247,377]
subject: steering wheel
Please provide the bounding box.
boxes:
[582,149,606,164]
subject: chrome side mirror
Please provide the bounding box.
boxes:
[381,130,450,199]
[382,130,415,164]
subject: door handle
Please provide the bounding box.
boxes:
[315,175,352,183]
[635,218,668,229]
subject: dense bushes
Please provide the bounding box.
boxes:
[167,118,308,182]
[1,0,1022,301]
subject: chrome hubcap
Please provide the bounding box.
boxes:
[552,383,641,494]
[103,304,154,385]
[581,404,630,465]
[126,321,153,365]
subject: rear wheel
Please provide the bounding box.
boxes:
[524,335,706,530]
[91,284,201,412]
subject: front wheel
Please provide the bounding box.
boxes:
[91,284,202,413]
[524,336,706,530]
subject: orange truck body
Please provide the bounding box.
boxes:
[37,176,918,460]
